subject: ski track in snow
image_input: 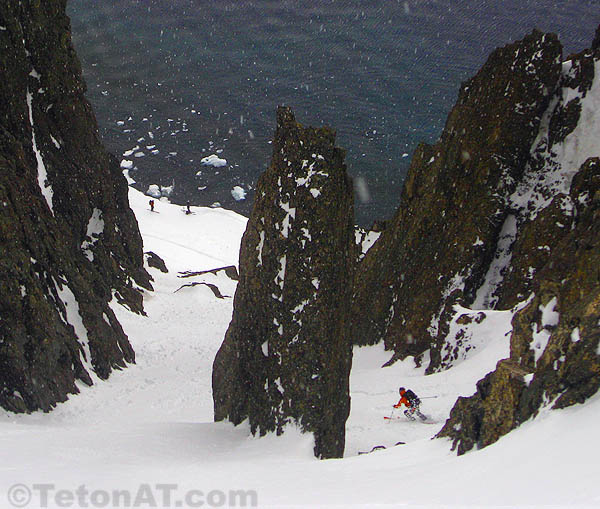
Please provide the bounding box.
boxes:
[1,187,599,507]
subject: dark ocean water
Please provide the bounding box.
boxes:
[67,1,599,226]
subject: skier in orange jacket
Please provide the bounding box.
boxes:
[394,387,427,421]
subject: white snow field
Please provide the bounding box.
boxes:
[1,188,599,508]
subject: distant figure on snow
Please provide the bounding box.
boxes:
[394,387,427,421]
[186,201,191,215]
[149,199,155,212]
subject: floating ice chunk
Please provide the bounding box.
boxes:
[201,154,227,167]
[160,183,174,197]
[231,186,247,201]
[123,147,137,157]
[146,184,162,199]
[120,160,134,170]
[123,170,135,185]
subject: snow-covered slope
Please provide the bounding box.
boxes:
[1,189,599,508]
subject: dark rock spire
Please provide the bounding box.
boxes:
[213,107,355,458]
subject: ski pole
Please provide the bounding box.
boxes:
[384,408,395,421]
[419,396,439,399]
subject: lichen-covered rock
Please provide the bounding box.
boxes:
[438,157,600,454]
[213,107,354,458]
[0,0,150,412]
[490,38,600,311]
[432,28,600,454]
[351,30,562,360]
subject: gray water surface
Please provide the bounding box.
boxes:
[68,1,599,226]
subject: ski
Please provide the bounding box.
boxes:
[384,415,435,424]
[358,441,405,455]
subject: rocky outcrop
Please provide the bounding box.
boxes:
[0,1,150,412]
[213,107,354,458]
[430,32,600,453]
[438,157,600,453]
[351,30,562,358]
[349,26,600,453]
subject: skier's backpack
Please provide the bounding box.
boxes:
[404,389,420,406]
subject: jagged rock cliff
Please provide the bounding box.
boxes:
[351,30,562,360]
[213,107,354,458]
[438,158,600,453]
[352,26,600,453]
[436,35,600,453]
[0,0,150,412]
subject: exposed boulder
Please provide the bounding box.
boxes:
[145,251,168,273]
[0,1,150,412]
[351,30,563,357]
[213,107,355,458]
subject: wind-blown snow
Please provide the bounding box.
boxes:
[1,186,599,507]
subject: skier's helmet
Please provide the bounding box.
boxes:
[399,387,405,395]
